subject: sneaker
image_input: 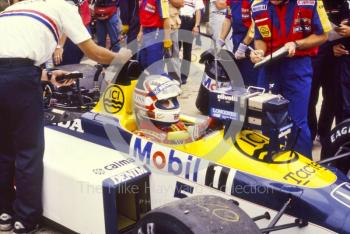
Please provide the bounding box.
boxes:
[12,221,38,234]
[0,213,13,231]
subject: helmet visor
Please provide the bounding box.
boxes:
[155,97,179,110]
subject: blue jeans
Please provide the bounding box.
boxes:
[0,62,44,228]
[265,57,313,158]
[96,13,120,52]
[138,28,165,75]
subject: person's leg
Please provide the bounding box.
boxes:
[0,65,44,229]
[179,17,195,83]
[12,67,44,229]
[235,58,258,87]
[167,30,181,82]
[340,56,350,121]
[0,69,15,217]
[141,29,164,74]
[308,49,324,141]
[96,19,107,48]
[281,58,313,158]
[106,13,120,52]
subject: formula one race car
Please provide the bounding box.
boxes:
[42,60,350,234]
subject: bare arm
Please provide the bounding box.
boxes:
[194,9,201,28]
[295,33,328,50]
[77,39,130,64]
[215,0,226,10]
[219,18,232,41]
[250,39,267,64]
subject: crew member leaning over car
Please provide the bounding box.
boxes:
[0,0,131,233]
[138,0,172,75]
[250,0,331,158]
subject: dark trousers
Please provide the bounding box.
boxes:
[179,15,195,82]
[266,57,313,158]
[0,62,44,228]
[308,42,337,144]
[338,56,350,121]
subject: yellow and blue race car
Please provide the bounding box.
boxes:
[42,61,350,234]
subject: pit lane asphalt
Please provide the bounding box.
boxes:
[0,45,323,234]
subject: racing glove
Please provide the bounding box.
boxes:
[164,39,173,58]
[234,43,248,60]
[121,25,129,35]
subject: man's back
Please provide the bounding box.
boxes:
[0,0,89,65]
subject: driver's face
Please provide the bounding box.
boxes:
[270,0,284,5]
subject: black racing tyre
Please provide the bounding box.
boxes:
[321,119,350,176]
[134,195,260,234]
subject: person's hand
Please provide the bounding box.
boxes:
[250,49,265,64]
[121,24,129,35]
[333,44,349,57]
[284,41,297,57]
[45,70,75,88]
[234,43,248,60]
[192,25,200,35]
[116,48,132,64]
[137,30,143,43]
[335,22,350,38]
[53,46,64,65]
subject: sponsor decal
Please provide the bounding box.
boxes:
[252,4,267,13]
[217,93,238,102]
[331,182,350,208]
[109,166,148,185]
[297,0,315,6]
[210,108,238,120]
[234,131,299,164]
[202,75,231,91]
[293,26,311,33]
[131,137,201,182]
[92,168,105,175]
[331,126,350,143]
[55,119,84,133]
[258,25,271,38]
[104,158,135,170]
[283,161,328,185]
[145,3,156,13]
[103,85,124,114]
[92,158,135,175]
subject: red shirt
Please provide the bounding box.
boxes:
[139,0,169,28]
[80,0,91,26]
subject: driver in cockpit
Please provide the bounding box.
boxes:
[133,75,219,144]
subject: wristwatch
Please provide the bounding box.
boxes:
[293,41,300,49]
[56,45,62,49]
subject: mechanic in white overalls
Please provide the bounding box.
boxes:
[0,0,131,233]
[208,0,232,51]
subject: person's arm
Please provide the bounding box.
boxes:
[193,9,201,34]
[169,0,184,8]
[250,40,266,64]
[53,34,67,65]
[78,39,131,64]
[284,0,331,57]
[215,0,226,10]
[219,18,231,41]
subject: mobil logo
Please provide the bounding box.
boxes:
[130,137,201,182]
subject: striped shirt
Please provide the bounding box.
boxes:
[0,0,91,66]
